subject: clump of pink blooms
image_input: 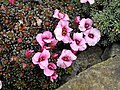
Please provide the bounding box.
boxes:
[32,2,100,82]
[80,0,95,4]
[9,0,16,5]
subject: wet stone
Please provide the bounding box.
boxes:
[101,43,120,60]
[57,56,120,90]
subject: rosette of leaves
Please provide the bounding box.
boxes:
[90,0,120,46]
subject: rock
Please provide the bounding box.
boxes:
[57,56,120,90]
[61,46,102,83]
[101,43,120,60]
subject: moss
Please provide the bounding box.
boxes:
[90,0,120,46]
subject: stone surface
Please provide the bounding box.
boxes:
[101,43,120,60]
[61,46,102,83]
[57,56,120,90]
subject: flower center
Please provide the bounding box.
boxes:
[62,56,70,61]
[58,13,65,19]
[48,64,54,70]
[38,57,45,62]
[75,39,80,45]
[85,23,89,29]
[88,33,94,38]
[62,27,67,36]
[43,37,49,40]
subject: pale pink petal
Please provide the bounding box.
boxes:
[79,18,86,31]
[58,20,69,28]
[53,9,60,19]
[88,0,95,4]
[92,28,101,39]
[80,0,88,3]
[44,67,54,76]
[36,33,44,47]
[62,14,70,21]
[70,41,79,51]
[65,50,77,60]
[78,43,87,51]
[42,31,52,39]
[58,13,64,19]
[39,59,48,69]
[42,49,50,59]
[54,27,63,41]
[57,59,66,69]
[39,64,45,69]
[44,39,53,43]
[73,32,83,40]
[62,34,71,43]
[84,37,97,46]
[50,38,58,47]
[66,26,73,32]
[49,63,57,69]
[44,63,56,76]
[32,52,41,64]
[86,18,93,28]
[63,60,72,68]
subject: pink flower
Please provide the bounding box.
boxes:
[0,5,5,10]
[9,0,16,5]
[36,31,54,48]
[74,16,80,24]
[84,28,101,46]
[50,71,58,82]
[45,38,58,49]
[80,0,95,4]
[44,63,57,76]
[32,49,50,69]
[54,20,73,43]
[53,9,69,20]
[25,50,34,58]
[79,18,93,31]
[57,49,77,69]
[22,63,27,69]
[17,38,22,43]
[70,33,87,51]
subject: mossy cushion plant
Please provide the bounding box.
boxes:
[90,0,120,46]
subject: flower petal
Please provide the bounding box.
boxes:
[32,52,41,64]
[42,49,50,59]
[62,14,70,21]
[57,59,66,69]
[53,9,59,18]
[36,33,44,47]
[54,27,63,41]
[44,67,54,76]
[70,41,79,51]
[63,60,72,68]
[80,0,88,3]
[88,0,95,4]
[39,59,48,69]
